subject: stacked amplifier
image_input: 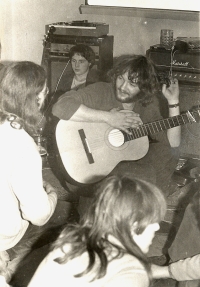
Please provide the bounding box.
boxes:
[146,38,200,85]
[42,21,114,93]
[147,38,200,159]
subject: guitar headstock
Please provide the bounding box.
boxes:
[187,105,200,123]
[194,105,200,119]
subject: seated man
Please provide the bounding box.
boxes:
[53,44,103,103]
[52,54,181,215]
[44,44,104,168]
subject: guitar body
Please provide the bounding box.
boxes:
[56,120,149,184]
[55,108,200,184]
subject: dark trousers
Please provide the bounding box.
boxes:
[168,186,200,287]
[6,200,71,277]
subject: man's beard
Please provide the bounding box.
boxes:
[114,86,137,103]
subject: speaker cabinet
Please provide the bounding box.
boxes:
[160,85,200,158]
[146,47,200,158]
[178,85,200,158]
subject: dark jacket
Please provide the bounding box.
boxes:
[53,67,102,104]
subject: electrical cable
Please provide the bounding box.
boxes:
[37,60,70,128]
[170,39,189,80]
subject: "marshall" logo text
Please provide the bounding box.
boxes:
[172,60,189,67]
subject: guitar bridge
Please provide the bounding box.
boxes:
[78,129,94,164]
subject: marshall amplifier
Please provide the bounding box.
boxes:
[146,45,200,85]
[147,44,200,159]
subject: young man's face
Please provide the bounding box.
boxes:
[115,71,140,103]
[71,53,90,76]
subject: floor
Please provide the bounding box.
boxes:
[9,129,200,287]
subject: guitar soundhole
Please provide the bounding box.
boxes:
[108,129,125,147]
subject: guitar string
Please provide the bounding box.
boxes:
[81,110,198,150]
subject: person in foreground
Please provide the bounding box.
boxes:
[0,61,71,282]
[28,175,166,287]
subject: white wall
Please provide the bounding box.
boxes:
[0,0,84,64]
[87,0,200,11]
[0,0,199,64]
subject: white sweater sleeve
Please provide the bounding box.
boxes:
[170,254,200,281]
[11,136,57,226]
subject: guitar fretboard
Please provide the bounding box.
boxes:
[124,110,199,141]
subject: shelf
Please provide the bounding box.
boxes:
[79,5,200,22]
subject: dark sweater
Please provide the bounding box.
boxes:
[53,67,102,104]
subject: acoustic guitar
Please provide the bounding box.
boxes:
[56,108,200,185]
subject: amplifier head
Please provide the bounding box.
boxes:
[147,46,200,84]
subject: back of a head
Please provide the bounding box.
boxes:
[53,175,166,283]
[84,175,166,245]
[0,61,46,134]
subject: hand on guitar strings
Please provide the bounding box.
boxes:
[108,108,142,134]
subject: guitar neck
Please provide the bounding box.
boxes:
[124,110,199,141]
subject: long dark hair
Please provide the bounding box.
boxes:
[0,61,46,136]
[53,175,166,282]
[108,54,160,106]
